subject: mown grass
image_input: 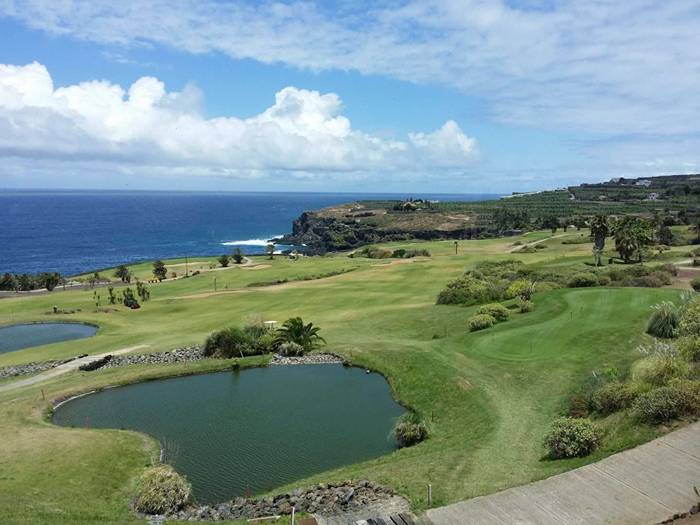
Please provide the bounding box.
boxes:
[0,232,687,524]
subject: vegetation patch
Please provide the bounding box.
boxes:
[543,417,601,459]
[133,465,192,515]
[393,413,428,448]
[468,313,497,332]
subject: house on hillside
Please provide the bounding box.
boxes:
[636,179,652,187]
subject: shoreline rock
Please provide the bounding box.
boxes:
[168,480,400,521]
[270,352,344,366]
[101,345,204,369]
[0,358,74,379]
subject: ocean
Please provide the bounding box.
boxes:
[0,190,497,276]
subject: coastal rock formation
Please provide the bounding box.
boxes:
[277,203,480,253]
[168,480,400,521]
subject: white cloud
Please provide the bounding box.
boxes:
[1,0,698,136]
[0,62,477,173]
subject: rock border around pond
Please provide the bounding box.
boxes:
[166,480,401,521]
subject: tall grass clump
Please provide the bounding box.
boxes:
[133,465,192,515]
[393,413,428,448]
[646,301,679,338]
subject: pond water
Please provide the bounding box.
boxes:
[53,364,406,503]
[0,322,98,354]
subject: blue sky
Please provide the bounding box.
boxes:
[0,1,698,193]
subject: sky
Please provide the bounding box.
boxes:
[0,0,698,194]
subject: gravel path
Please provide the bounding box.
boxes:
[0,344,148,393]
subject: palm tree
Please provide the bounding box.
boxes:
[612,216,654,263]
[274,317,326,351]
[589,215,609,266]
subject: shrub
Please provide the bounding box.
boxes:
[659,263,679,276]
[476,303,510,322]
[631,384,699,424]
[203,327,253,358]
[543,417,601,459]
[517,298,534,313]
[277,341,305,356]
[679,298,700,336]
[393,414,428,448]
[597,275,611,286]
[274,317,326,351]
[626,275,665,288]
[591,382,640,414]
[468,313,496,332]
[650,271,672,286]
[133,465,192,515]
[633,341,689,386]
[437,276,493,306]
[691,278,700,292]
[567,272,599,288]
[646,301,679,338]
[678,336,700,362]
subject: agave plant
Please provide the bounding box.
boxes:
[274,317,326,352]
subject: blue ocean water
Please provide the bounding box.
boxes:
[0,190,497,276]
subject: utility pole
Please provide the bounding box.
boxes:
[185,255,189,277]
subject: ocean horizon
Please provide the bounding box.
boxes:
[1,189,500,276]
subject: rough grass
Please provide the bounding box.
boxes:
[0,233,686,524]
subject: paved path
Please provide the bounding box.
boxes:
[426,422,700,525]
[0,344,148,394]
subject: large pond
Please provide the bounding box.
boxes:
[53,364,406,503]
[0,322,98,354]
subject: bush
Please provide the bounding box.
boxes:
[476,303,510,322]
[631,384,700,424]
[659,263,679,276]
[134,465,192,515]
[597,275,611,286]
[646,301,679,338]
[468,313,496,332]
[633,352,690,387]
[567,272,599,288]
[626,275,665,288]
[517,298,534,313]
[691,278,700,292]
[679,298,700,336]
[543,417,601,459]
[393,414,428,448]
[277,341,305,356]
[437,276,494,306]
[650,271,672,286]
[591,382,640,414]
[678,336,700,362]
[203,327,253,358]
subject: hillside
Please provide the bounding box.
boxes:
[280,174,700,252]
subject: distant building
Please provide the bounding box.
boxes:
[636,179,652,187]
[646,192,660,200]
[609,177,622,184]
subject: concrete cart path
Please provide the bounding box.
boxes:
[426,421,700,525]
[0,344,148,394]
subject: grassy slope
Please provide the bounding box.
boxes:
[0,232,687,524]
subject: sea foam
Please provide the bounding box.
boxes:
[221,236,283,247]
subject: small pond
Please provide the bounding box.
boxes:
[0,322,98,354]
[53,364,406,503]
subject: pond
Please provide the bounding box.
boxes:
[0,322,98,354]
[53,364,406,504]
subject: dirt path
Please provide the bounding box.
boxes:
[508,233,568,253]
[426,421,700,525]
[0,344,148,393]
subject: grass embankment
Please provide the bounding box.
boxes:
[0,232,690,524]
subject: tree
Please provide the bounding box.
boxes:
[541,216,559,234]
[107,286,117,305]
[612,216,654,263]
[274,317,326,352]
[115,265,131,283]
[136,280,150,302]
[39,272,61,291]
[153,260,167,281]
[589,215,609,266]
[266,243,275,260]
[231,248,244,264]
[122,287,139,308]
[217,254,230,267]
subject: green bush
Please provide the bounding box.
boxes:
[650,271,672,286]
[646,301,679,338]
[597,275,611,286]
[393,413,428,448]
[476,303,510,322]
[203,327,252,358]
[678,336,700,362]
[517,298,534,313]
[679,298,700,336]
[543,417,601,459]
[277,341,305,356]
[691,278,700,292]
[567,272,599,288]
[590,382,640,414]
[468,313,497,332]
[633,352,690,387]
[631,384,699,424]
[437,276,494,306]
[133,465,192,515]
